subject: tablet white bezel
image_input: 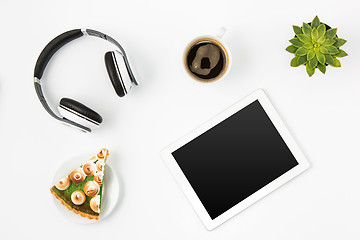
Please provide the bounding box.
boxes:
[161,89,309,230]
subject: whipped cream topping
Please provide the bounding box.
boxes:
[97,151,105,160]
[96,160,104,172]
[71,190,86,205]
[94,172,103,186]
[70,168,86,183]
[84,181,100,197]
[55,176,70,190]
[90,195,100,213]
[83,162,96,176]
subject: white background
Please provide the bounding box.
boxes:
[1,0,359,239]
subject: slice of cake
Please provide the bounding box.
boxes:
[51,148,109,220]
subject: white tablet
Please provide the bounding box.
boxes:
[161,89,309,230]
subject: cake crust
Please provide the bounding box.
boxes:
[51,188,99,220]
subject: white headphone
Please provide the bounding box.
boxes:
[34,29,139,132]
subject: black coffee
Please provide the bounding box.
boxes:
[185,39,228,82]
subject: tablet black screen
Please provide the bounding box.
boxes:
[172,100,298,219]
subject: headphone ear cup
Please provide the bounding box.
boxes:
[58,98,103,129]
[104,51,126,97]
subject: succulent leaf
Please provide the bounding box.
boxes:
[306,62,315,77]
[297,34,312,44]
[311,28,319,40]
[293,25,303,35]
[317,63,326,74]
[303,42,313,49]
[334,49,348,58]
[307,49,315,60]
[325,28,337,39]
[325,55,335,65]
[319,46,329,54]
[331,58,341,67]
[327,46,340,55]
[322,39,336,47]
[289,38,304,47]
[290,56,300,67]
[286,45,298,54]
[302,22,312,36]
[297,55,307,65]
[317,36,326,45]
[317,24,326,37]
[295,47,308,56]
[333,38,347,47]
[311,16,320,28]
[316,51,326,65]
[309,56,318,69]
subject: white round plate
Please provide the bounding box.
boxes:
[51,154,120,224]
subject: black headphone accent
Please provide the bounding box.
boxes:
[104,51,126,97]
[59,98,103,125]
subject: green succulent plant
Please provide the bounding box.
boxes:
[286,16,348,77]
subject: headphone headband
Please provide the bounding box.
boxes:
[33,29,137,132]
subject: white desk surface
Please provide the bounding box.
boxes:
[1,0,359,239]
